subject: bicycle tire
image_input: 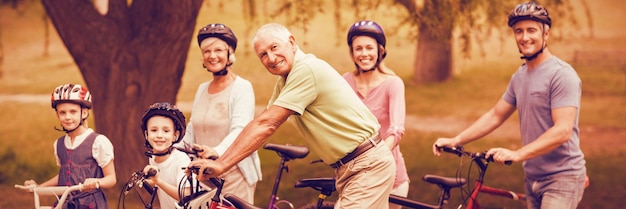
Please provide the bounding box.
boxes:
[298,201,335,209]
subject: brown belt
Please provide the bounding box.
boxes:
[330,133,381,169]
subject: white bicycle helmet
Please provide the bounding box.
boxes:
[51,84,92,109]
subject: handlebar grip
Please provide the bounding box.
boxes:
[146,168,158,177]
[204,168,214,175]
[192,147,204,153]
[437,145,463,156]
[188,165,214,175]
[485,155,513,165]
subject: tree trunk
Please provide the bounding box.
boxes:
[412,0,454,84]
[41,0,203,184]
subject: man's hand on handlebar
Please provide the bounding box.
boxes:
[485,147,520,164]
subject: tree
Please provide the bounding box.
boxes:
[41,0,203,181]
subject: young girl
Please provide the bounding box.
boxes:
[24,83,117,209]
[140,102,191,208]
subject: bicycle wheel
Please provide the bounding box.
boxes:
[298,201,335,209]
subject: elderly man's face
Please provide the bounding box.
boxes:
[253,34,296,77]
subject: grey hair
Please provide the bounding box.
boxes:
[252,23,292,44]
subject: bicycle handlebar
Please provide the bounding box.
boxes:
[187,165,214,176]
[15,184,84,209]
[438,145,512,165]
[124,168,158,194]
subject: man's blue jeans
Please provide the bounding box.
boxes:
[524,173,586,209]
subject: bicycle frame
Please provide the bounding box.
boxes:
[223,143,312,209]
[388,146,525,209]
[443,146,526,209]
[15,184,83,209]
[388,174,466,209]
[176,147,236,209]
[177,177,233,209]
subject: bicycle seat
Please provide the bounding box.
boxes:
[422,174,467,188]
[294,177,336,194]
[224,193,262,209]
[264,143,309,160]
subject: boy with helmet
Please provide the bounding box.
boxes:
[180,23,261,204]
[140,102,192,208]
[24,83,117,209]
[343,20,409,209]
[433,2,586,209]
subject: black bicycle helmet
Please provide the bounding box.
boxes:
[197,23,238,50]
[141,102,186,148]
[508,2,552,27]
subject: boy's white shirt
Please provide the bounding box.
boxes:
[149,149,191,208]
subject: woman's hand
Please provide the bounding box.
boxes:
[187,159,224,182]
[192,144,219,160]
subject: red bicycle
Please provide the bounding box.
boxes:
[388,146,525,209]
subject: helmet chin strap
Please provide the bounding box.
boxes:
[359,66,377,73]
[211,51,232,76]
[145,146,175,158]
[519,46,544,61]
[54,113,86,134]
[213,68,228,76]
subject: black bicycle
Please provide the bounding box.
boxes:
[224,143,336,209]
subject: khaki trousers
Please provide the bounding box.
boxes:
[334,140,395,209]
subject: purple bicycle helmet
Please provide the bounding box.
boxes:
[508,2,552,27]
[197,23,238,50]
[347,20,386,48]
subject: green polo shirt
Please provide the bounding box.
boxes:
[268,49,379,164]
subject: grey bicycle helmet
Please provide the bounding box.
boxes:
[197,23,238,50]
[141,102,187,147]
[508,2,552,27]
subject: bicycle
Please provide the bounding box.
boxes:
[118,147,234,209]
[221,143,336,209]
[388,145,525,209]
[14,183,86,209]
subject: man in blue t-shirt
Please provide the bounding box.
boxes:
[432,2,587,209]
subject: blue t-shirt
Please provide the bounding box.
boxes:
[503,56,586,180]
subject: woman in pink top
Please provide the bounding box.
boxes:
[343,20,409,209]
